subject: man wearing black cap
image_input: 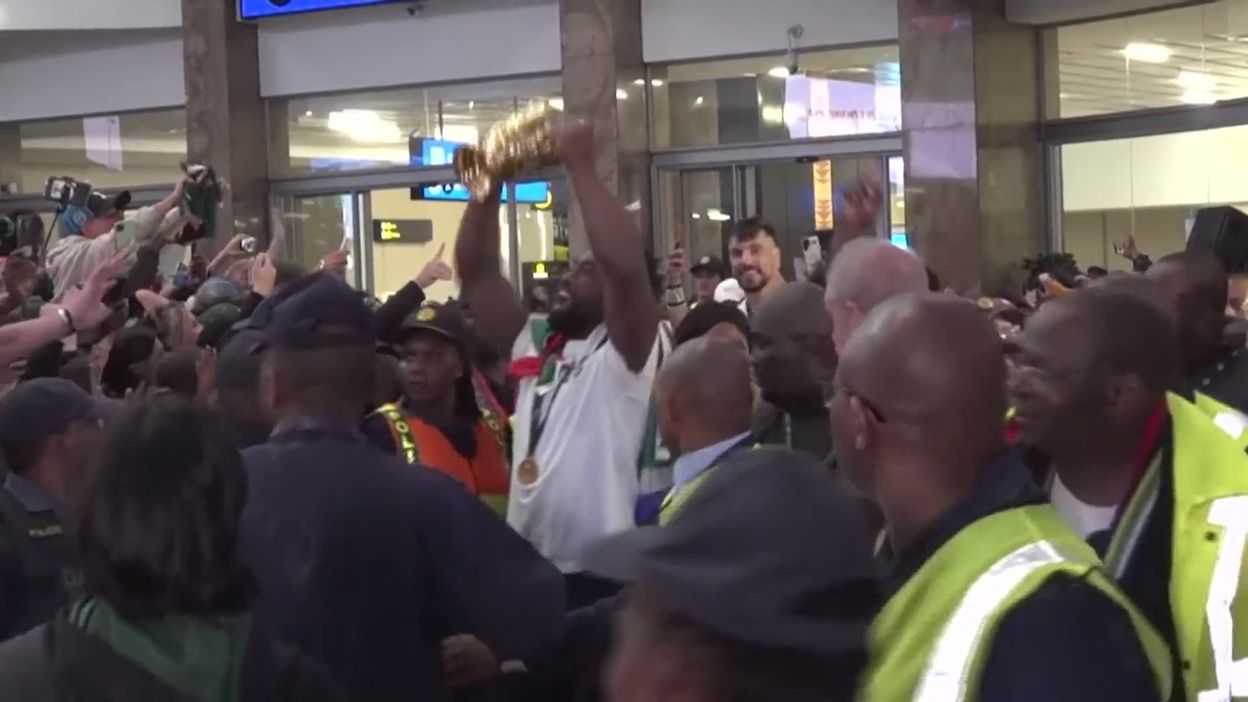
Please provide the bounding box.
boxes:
[0,378,108,641]
[835,294,1170,701]
[362,303,510,516]
[688,255,726,308]
[237,273,564,702]
[587,446,881,702]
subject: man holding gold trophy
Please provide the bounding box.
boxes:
[454,109,668,609]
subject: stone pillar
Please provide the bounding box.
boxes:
[182,0,267,249]
[559,0,650,257]
[0,125,22,194]
[899,0,1045,295]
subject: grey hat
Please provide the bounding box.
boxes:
[585,447,882,657]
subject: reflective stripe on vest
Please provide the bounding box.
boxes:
[377,404,418,464]
[1193,392,1248,450]
[1147,394,1248,701]
[915,541,1066,702]
[863,504,1173,702]
[1200,495,1248,701]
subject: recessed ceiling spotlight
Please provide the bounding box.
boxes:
[1123,42,1171,63]
[1180,89,1218,105]
[1177,70,1216,90]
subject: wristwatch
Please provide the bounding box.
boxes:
[56,307,76,335]
[664,285,687,307]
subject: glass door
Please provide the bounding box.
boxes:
[281,193,364,290]
[656,152,899,282]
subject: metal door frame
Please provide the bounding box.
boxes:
[651,135,904,255]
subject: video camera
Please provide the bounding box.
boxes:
[42,176,132,219]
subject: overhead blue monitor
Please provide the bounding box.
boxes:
[239,0,399,20]
[416,181,551,205]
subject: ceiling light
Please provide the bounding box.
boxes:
[1181,89,1218,105]
[634,78,646,86]
[1178,70,1216,90]
[548,98,565,111]
[691,213,702,220]
[761,105,784,124]
[1123,42,1171,63]
[468,100,475,110]
[326,110,401,143]
[768,66,791,78]
[304,110,313,117]
[650,79,665,87]
[743,72,757,78]
[694,96,705,106]
[706,209,731,222]
[616,89,629,100]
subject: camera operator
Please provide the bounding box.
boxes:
[45,178,188,300]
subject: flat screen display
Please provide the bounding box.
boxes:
[414,181,551,205]
[239,0,399,20]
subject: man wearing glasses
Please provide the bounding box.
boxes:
[834,293,1170,702]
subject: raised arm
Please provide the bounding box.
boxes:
[557,123,659,371]
[454,192,527,358]
[0,257,123,367]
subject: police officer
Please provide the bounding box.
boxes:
[635,337,754,526]
[0,378,107,641]
[236,273,565,702]
[840,294,1171,701]
[1012,288,1248,702]
[362,303,511,516]
[586,447,882,702]
[1147,252,1248,415]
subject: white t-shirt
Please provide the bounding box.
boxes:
[1049,473,1118,539]
[508,321,664,572]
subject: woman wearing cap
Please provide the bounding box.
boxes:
[363,303,511,517]
[0,394,344,701]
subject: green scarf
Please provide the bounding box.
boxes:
[71,598,252,702]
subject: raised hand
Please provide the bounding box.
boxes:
[841,176,883,235]
[415,243,454,289]
[251,253,279,298]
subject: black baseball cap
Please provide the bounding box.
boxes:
[690,255,726,277]
[0,379,109,456]
[241,272,375,350]
[585,447,882,657]
[396,303,469,349]
[85,190,132,219]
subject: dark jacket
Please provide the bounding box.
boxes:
[884,452,1162,702]
[240,419,565,702]
[0,611,342,702]
[751,402,832,461]
[1189,339,1248,417]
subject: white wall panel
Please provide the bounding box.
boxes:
[0,29,185,122]
[0,0,180,30]
[257,0,562,97]
[1005,0,1202,25]
[641,0,898,64]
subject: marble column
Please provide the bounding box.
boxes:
[182,0,267,249]
[899,0,1046,295]
[0,125,22,194]
[559,0,650,257]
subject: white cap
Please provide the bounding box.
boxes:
[714,277,746,304]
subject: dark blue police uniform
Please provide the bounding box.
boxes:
[236,274,566,702]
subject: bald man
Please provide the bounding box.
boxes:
[751,281,837,459]
[1011,288,1248,702]
[824,237,928,355]
[639,337,755,526]
[1146,252,1248,414]
[838,294,1170,702]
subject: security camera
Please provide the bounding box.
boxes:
[785,24,804,76]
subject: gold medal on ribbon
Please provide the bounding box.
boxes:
[517,456,540,486]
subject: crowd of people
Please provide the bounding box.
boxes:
[0,117,1245,702]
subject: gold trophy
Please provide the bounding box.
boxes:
[454,106,562,202]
